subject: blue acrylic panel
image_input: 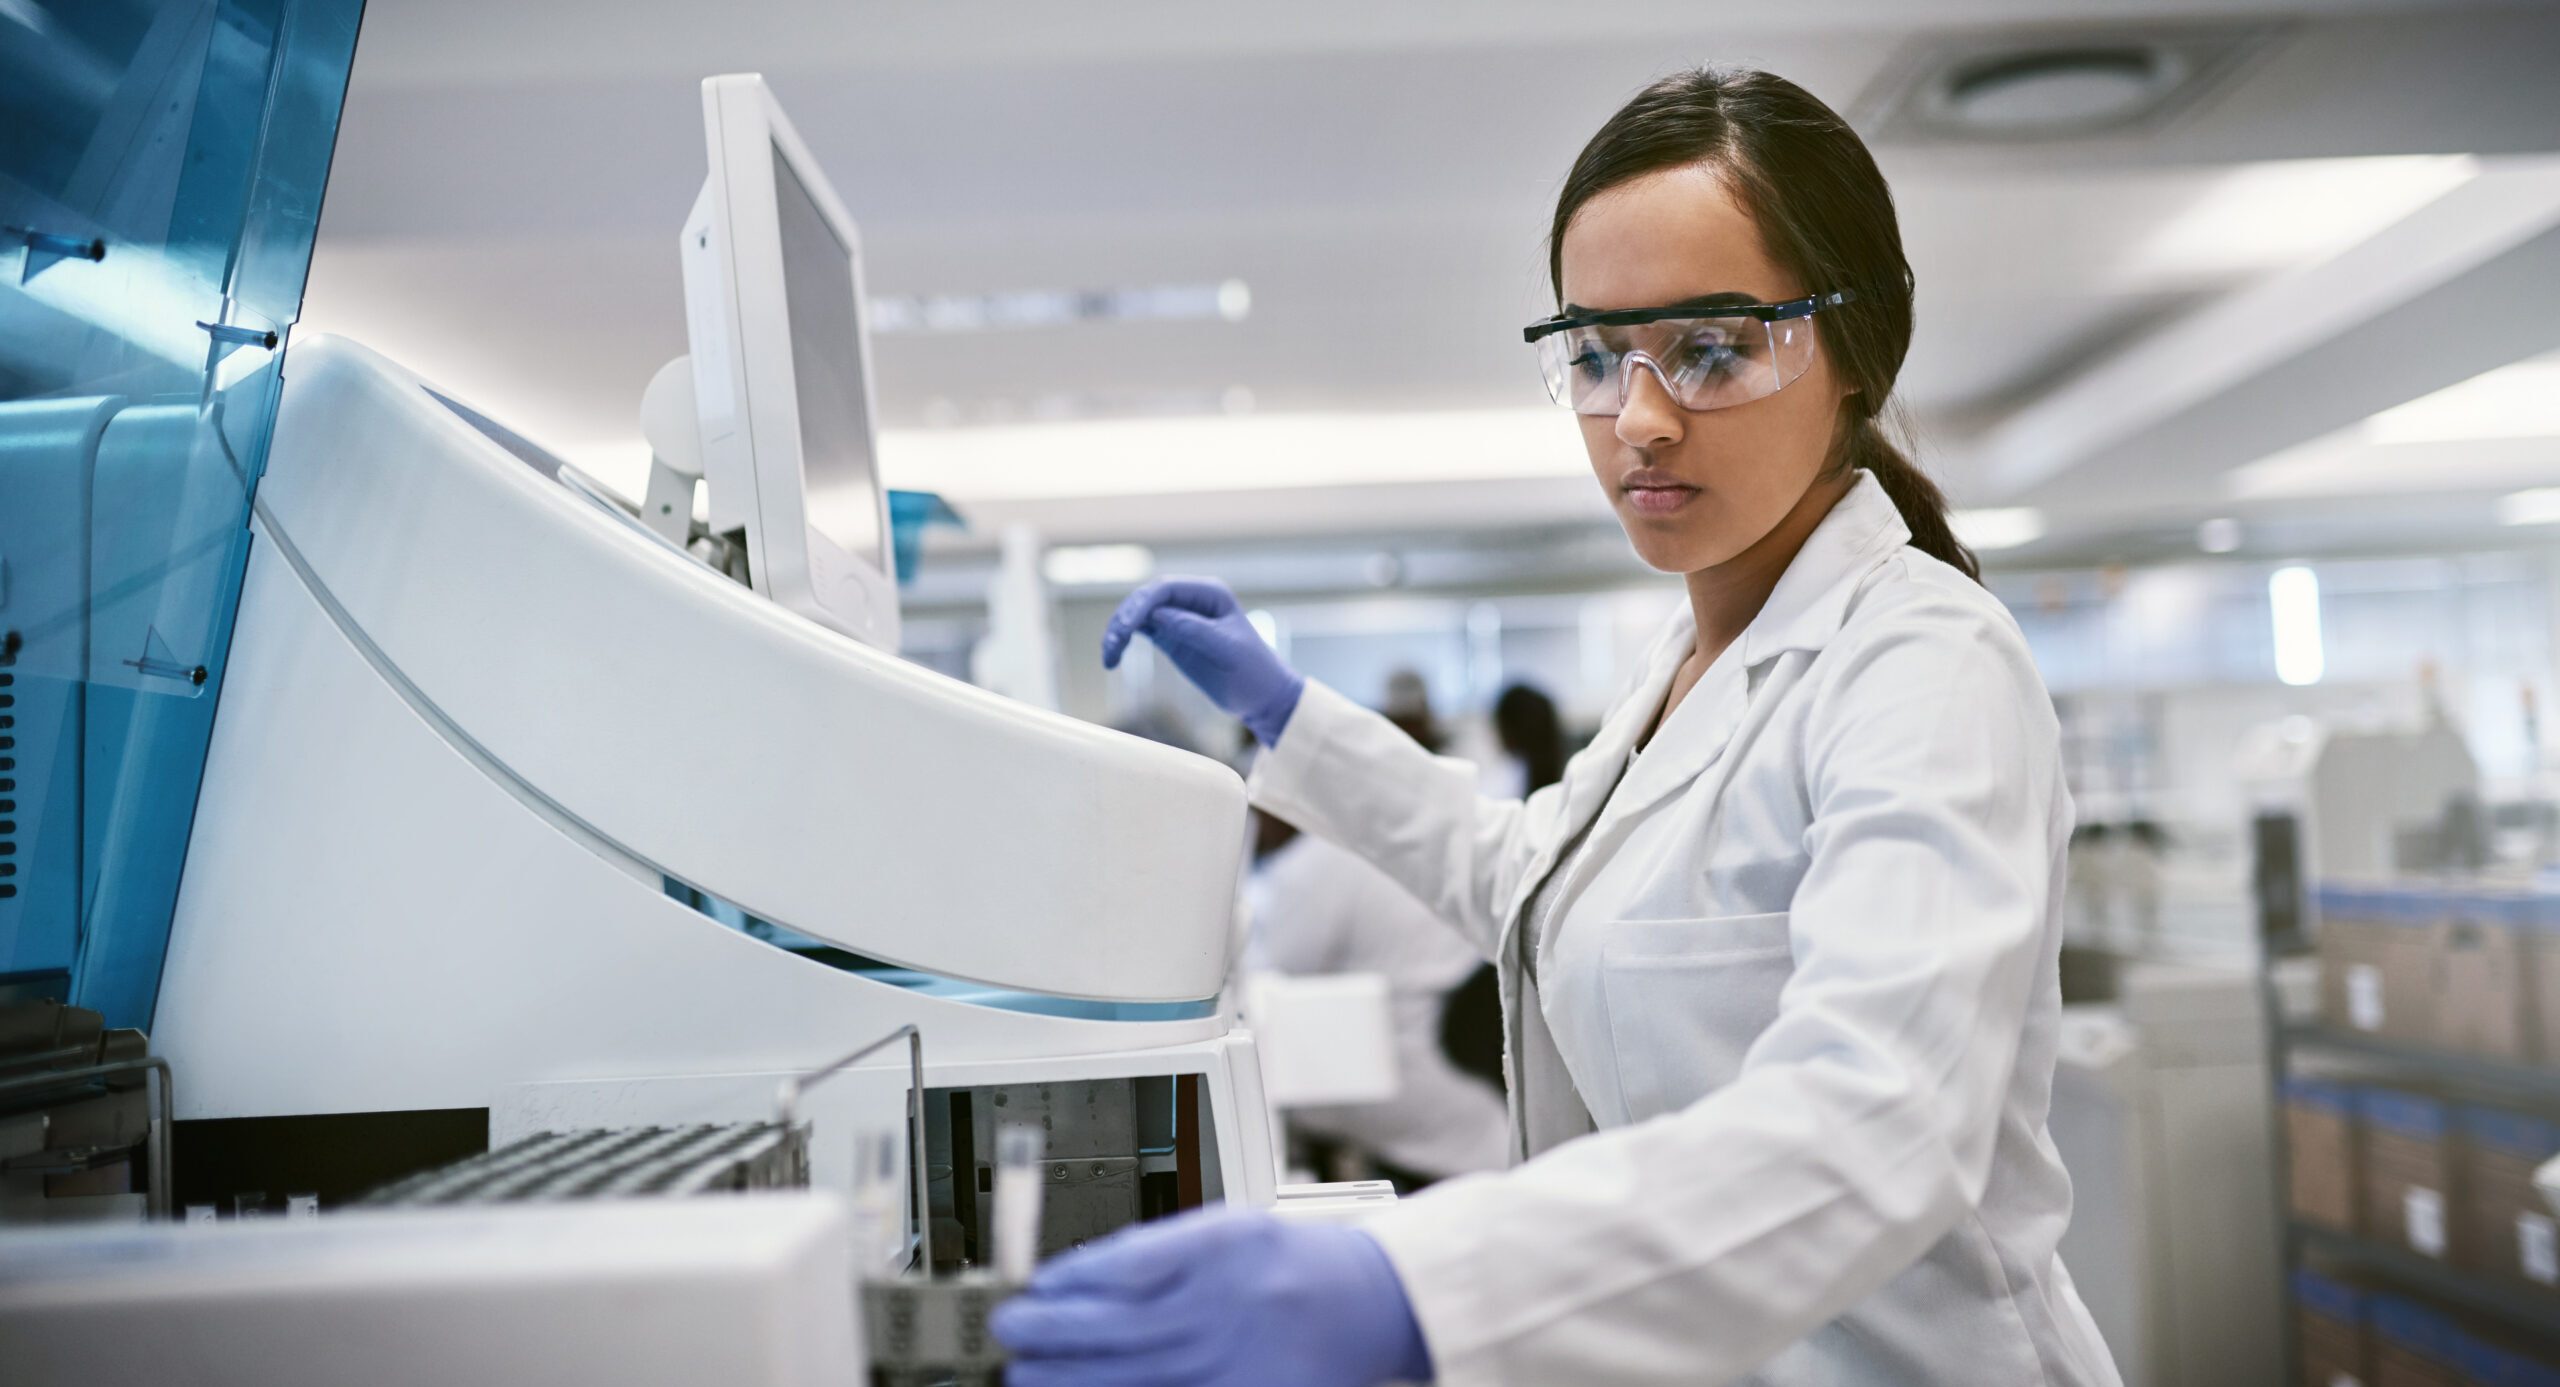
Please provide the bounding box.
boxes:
[0,0,363,1027]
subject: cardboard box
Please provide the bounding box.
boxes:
[2436,892,2529,1060]
[2456,1105,2560,1292]
[2321,885,2441,1044]
[2362,1088,2456,1261]
[2367,1293,2461,1387]
[2293,1268,2367,1387]
[2288,1078,2362,1232]
[2321,885,2396,1034]
[2524,895,2560,1067]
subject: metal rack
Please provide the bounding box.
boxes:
[0,1054,175,1221]
[2292,1224,2560,1340]
[2286,1025,2560,1105]
[2271,1014,2560,1349]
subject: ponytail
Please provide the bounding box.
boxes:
[1840,413,1978,581]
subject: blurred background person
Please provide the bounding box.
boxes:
[1437,680,1576,1093]
[1492,682,1569,800]
[1244,673,1509,1190]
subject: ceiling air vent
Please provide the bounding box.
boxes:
[1858,25,2280,143]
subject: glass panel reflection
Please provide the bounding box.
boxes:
[0,0,363,1027]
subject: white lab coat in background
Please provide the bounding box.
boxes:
[1248,832,1510,1180]
[1248,473,2118,1387]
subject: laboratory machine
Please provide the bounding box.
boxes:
[139,73,1277,1264]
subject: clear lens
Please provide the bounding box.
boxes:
[1537,315,1819,415]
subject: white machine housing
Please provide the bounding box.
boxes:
[0,1194,863,1387]
[681,73,899,651]
[2046,965,2282,1387]
[151,336,1274,1229]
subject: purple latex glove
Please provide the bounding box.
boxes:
[1101,578,1304,746]
[990,1207,1432,1387]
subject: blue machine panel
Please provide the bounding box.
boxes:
[0,0,363,1027]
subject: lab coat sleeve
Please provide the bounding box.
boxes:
[1247,680,1558,962]
[1360,595,2065,1387]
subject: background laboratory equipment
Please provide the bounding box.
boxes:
[140,73,1281,1257]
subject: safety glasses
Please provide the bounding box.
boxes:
[1523,290,1853,416]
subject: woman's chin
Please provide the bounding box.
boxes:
[1623,530,1716,575]
[1608,505,1701,571]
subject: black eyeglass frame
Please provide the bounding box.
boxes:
[1521,289,1855,344]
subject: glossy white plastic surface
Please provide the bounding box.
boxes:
[249,336,1245,1002]
[155,489,1268,1209]
[0,1195,862,1387]
[156,442,1230,1118]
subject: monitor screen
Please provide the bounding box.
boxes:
[770,142,883,571]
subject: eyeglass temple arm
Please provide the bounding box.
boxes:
[1523,288,1854,342]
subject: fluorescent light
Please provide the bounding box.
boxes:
[879,408,1588,501]
[869,280,1250,335]
[2270,566,2324,686]
[1216,279,1252,323]
[2197,517,2243,553]
[2125,155,2476,284]
[2497,488,2560,526]
[1950,507,2046,551]
[1042,543,1155,587]
[2365,354,2560,444]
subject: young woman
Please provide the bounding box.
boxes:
[992,68,2118,1387]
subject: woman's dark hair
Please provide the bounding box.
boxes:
[1549,68,1978,581]
[1493,683,1567,794]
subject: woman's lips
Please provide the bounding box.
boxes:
[1621,478,1699,515]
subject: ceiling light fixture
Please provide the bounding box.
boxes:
[2367,353,2560,444]
[2496,488,2560,527]
[2124,155,2477,285]
[1951,507,2047,552]
[1938,47,2178,132]
[869,279,1249,335]
[1861,27,2271,144]
[1041,544,1156,587]
[878,408,1587,501]
[2270,566,2324,686]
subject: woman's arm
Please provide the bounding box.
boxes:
[1249,681,1563,961]
[1105,576,1561,960]
[1360,594,2067,1387]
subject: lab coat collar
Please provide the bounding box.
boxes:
[1502,472,1915,949]
[1572,472,1913,841]
[1617,468,1910,735]
[1736,468,1911,666]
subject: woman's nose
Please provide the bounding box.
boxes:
[1614,356,1685,449]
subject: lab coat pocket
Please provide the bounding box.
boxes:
[1601,911,1793,1121]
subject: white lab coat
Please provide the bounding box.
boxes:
[1248,473,2118,1387]
[1248,832,1511,1180]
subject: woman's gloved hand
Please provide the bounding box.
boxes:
[1101,578,1305,746]
[990,1208,1432,1387]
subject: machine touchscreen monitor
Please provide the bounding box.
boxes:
[681,74,900,652]
[771,148,885,573]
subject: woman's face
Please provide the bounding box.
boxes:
[1556,165,1851,575]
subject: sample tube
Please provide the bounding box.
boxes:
[849,1128,904,1278]
[993,1124,1046,1283]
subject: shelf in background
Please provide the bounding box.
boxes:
[2283,1026,2560,1104]
[2293,1224,2560,1339]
